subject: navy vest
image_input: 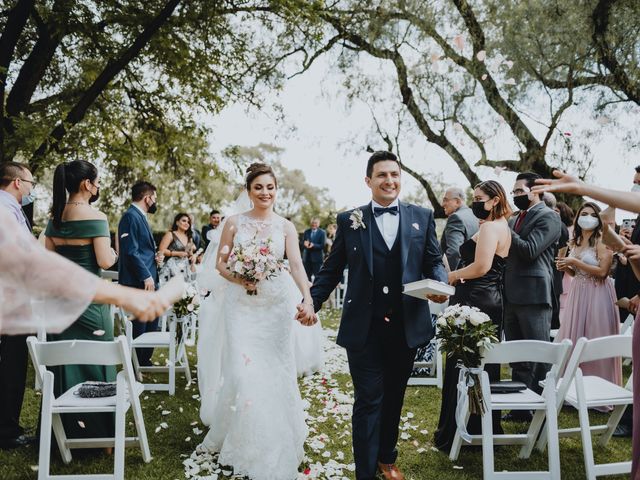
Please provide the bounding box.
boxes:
[370,216,403,322]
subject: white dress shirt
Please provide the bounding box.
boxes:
[371,199,400,249]
[132,202,147,218]
[0,190,30,233]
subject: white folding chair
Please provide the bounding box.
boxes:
[450,339,572,480]
[536,335,633,479]
[620,314,634,336]
[408,300,447,389]
[114,307,191,395]
[99,270,119,282]
[27,336,150,480]
[333,268,348,309]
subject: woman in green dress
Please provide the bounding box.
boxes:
[44,160,118,442]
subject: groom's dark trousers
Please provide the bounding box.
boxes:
[311,202,446,480]
[347,320,416,478]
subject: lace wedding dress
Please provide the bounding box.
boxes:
[196,214,307,480]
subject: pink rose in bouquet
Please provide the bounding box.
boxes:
[227,236,285,295]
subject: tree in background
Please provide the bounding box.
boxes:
[305,0,639,212]
[0,0,325,223]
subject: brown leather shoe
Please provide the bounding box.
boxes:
[377,462,405,480]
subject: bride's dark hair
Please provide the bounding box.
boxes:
[245,162,277,190]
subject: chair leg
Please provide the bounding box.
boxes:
[519,409,545,459]
[449,409,470,461]
[131,347,143,382]
[131,393,152,463]
[598,404,626,447]
[51,413,72,464]
[545,380,561,479]
[435,347,443,390]
[39,377,54,480]
[536,422,550,453]
[480,375,495,480]
[169,322,176,396]
[113,374,127,479]
[182,349,192,385]
[576,374,596,480]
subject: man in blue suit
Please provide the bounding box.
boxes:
[310,151,448,480]
[118,181,159,366]
[302,218,326,280]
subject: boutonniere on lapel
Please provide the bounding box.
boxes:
[412,223,420,231]
[349,209,366,230]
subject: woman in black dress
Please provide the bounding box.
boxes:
[434,180,512,452]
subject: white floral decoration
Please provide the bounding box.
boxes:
[349,209,366,230]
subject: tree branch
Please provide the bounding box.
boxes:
[29,0,181,171]
[0,0,35,160]
[323,13,481,187]
[592,0,640,104]
[400,158,446,218]
[6,0,73,125]
[474,158,520,169]
[288,34,342,79]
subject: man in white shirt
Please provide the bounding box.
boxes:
[0,161,37,449]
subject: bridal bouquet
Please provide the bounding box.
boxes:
[436,304,499,415]
[173,282,201,318]
[227,237,285,295]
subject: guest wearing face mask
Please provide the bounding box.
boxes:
[503,172,561,421]
[555,202,621,394]
[118,181,160,367]
[434,180,512,452]
[44,160,119,444]
[0,161,37,450]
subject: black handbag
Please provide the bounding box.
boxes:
[489,381,527,394]
[74,381,117,398]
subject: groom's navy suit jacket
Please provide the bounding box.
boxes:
[311,201,447,351]
[118,205,158,288]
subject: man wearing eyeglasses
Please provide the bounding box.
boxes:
[0,161,37,449]
[502,171,561,422]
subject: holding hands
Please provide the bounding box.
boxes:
[295,303,317,326]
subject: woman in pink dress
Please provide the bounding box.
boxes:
[556,201,574,314]
[555,201,621,389]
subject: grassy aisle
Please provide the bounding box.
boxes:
[0,309,631,479]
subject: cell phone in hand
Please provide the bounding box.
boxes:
[622,218,636,231]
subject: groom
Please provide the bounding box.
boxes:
[309,151,448,480]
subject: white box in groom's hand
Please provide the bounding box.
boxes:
[402,279,455,299]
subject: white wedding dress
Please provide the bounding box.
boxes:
[196,214,307,480]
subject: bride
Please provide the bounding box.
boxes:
[195,163,317,480]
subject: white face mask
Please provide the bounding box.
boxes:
[631,184,640,193]
[577,216,599,231]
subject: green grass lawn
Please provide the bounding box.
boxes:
[0,309,632,479]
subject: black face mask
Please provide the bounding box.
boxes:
[513,194,531,211]
[89,187,100,204]
[471,201,491,220]
[148,202,158,214]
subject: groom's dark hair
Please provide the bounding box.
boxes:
[366,151,399,177]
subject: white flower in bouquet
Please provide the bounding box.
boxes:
[174,283,201,318]
[436,303,499,416]
[226,236,285,295]
[469,311,490,326]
